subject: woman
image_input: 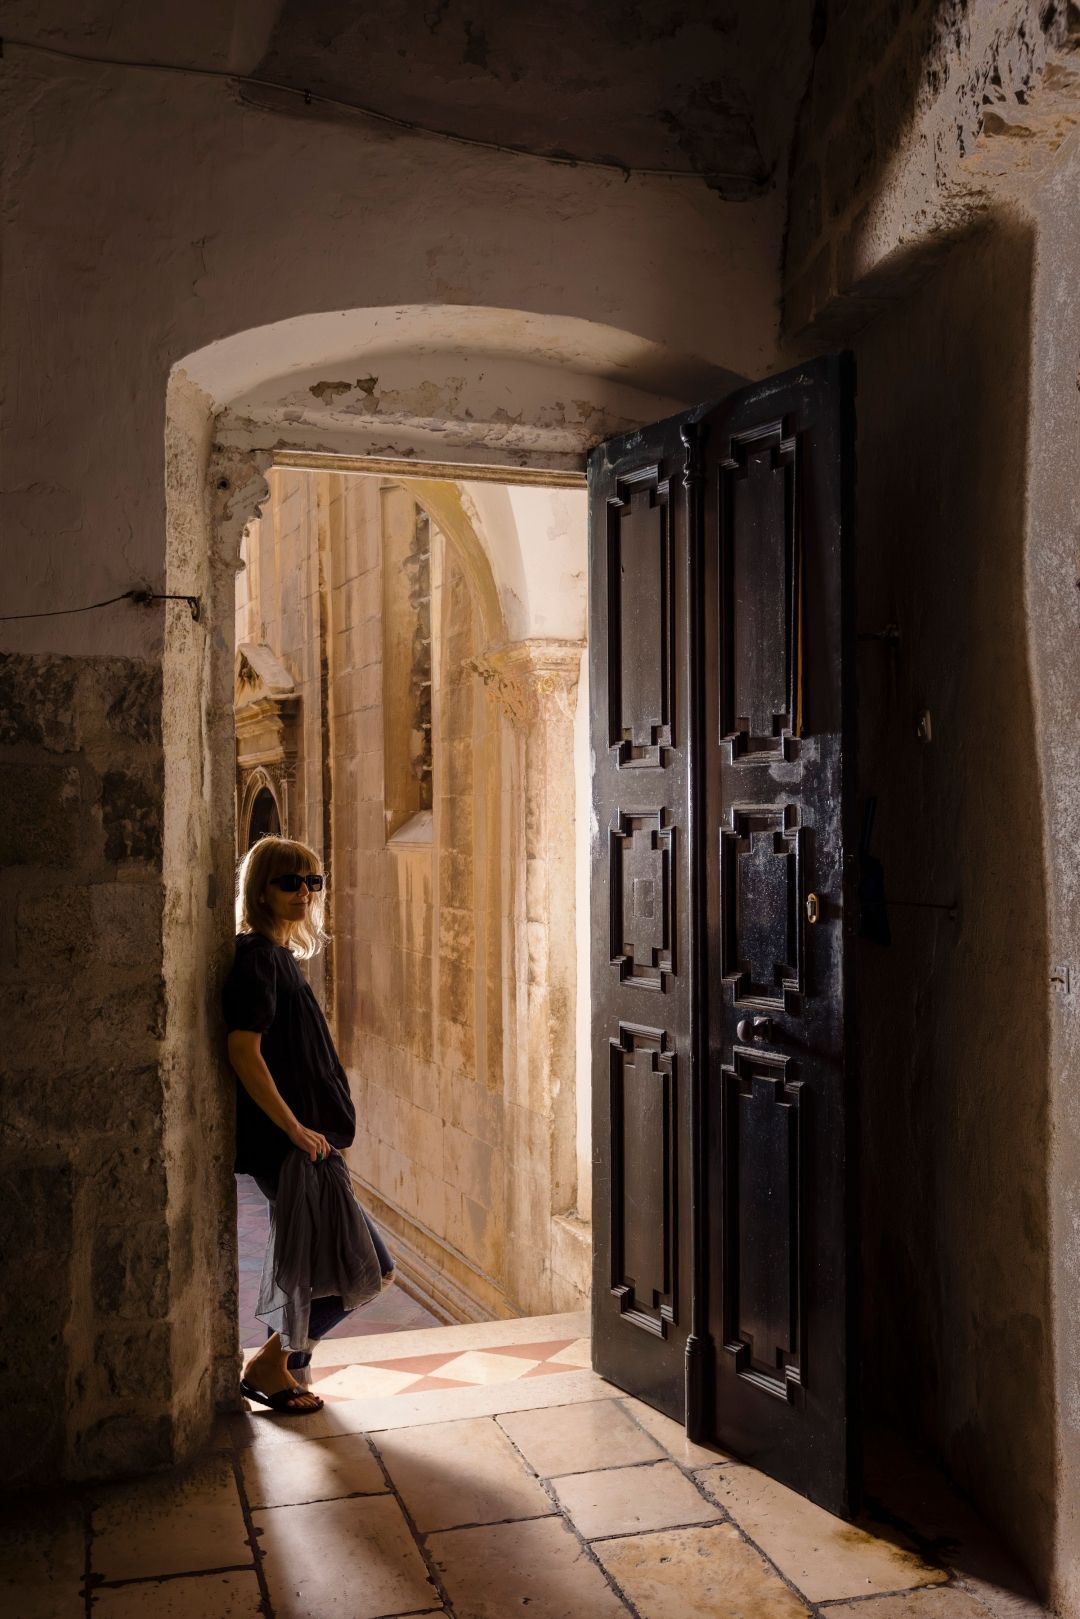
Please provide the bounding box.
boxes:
[223,835,394,1415]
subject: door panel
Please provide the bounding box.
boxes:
[589,354,856,1517]
[588,412,702,1421]
[704,354,857,1516]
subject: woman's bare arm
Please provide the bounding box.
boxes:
[227,1031,331,1162]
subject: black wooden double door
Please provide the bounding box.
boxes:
[589,355,858,1517]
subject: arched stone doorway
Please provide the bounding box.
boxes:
[245,784,280,847]
[164,305,723,1423]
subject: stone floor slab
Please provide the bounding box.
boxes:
[0,1497,84,1619]
[255,1492,438,1619]
[498,1398,664,1477]
[240,1431,386,1509]
[91,1570,263,1617]
[618,1396,733,1469]
[697,1464,949,1603]
[91,1454,251,1583]
[429,1514,628,1619]
[373,1415,555,1532]
[825,1587,998,1619]
[553,1459,720,1540]
[596,1521,811,1619]
[231,1367,616,1449]
[227,1403,360,1451]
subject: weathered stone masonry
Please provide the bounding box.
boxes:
[0,653,169,1482]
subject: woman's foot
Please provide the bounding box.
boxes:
[380,1268,396,1292]
[243,1338,323,1412]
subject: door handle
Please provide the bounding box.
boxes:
[737,1015,774,1043]
[805,892,821,924]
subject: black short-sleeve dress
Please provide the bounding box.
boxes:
[222,932,356,1180]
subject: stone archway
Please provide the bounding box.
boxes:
[163,305,726,1423]
[239,775,282,849]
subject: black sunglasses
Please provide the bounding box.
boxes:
[269,873,324,893]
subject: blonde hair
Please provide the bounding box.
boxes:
[236,835,328,960]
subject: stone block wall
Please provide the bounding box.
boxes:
[0,652,170,1481]
[783,0,1080,336]
[235,468,331,1000]
[334,479,518,1317]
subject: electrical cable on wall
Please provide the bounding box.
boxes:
[0,589,202,622]
[0,35,755,185]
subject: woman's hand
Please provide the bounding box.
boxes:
[289,1123,333,1163]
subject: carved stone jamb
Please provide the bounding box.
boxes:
[471,639,586,1309]
[210,445,273,576]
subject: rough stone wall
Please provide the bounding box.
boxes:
[0,653,168,1481]
[778,7,1080,1603]
[854,216,1054,1577]
[1023,136,1080,1619]
[783,0,1080,336]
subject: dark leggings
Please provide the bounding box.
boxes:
[253,1168,394,1373]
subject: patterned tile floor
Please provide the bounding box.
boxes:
[2,1310,1049,1619]
[237,1174,439,1348]
[310,1332,591,1399]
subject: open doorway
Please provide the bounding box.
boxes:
[160,304,1055,1606]
[231,461,594,1360]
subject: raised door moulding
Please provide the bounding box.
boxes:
[719,419,802,762]
[606,462,675,769]
[609,1020,677,1338]
[720,807,804,1011]
[610,809,675,992]
[720,1047,804,1405]
[468,639,584,730]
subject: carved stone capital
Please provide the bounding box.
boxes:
[468,639,584,730]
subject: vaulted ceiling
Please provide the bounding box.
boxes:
[253,0,815,197]
[11,0,816,199]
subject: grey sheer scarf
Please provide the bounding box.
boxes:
[256,1148,382,1351]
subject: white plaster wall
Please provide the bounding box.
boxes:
[503,487,588,642]
[458,483,587,646]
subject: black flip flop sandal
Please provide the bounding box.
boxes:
[240,1377,324,1416]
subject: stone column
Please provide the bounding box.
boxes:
[470,638,585,1313]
